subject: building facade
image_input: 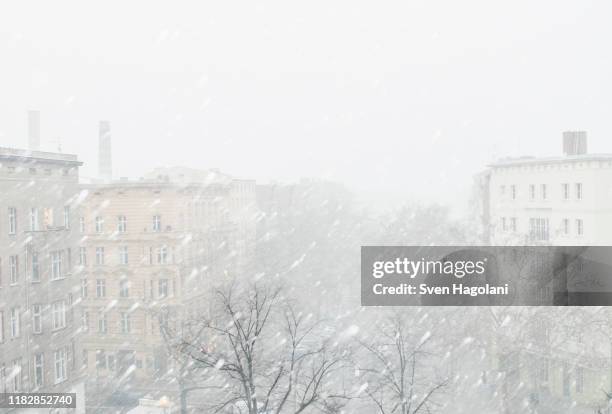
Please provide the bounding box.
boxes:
[77,169,256,407]
[477,132,612,412]
[482,132,612,246]
[0,147,82,397]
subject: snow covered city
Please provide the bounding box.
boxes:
[2,1,612,413]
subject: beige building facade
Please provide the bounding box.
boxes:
[76,169,256,404]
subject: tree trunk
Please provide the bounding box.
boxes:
[180,388,187,414]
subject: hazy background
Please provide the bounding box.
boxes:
[1,0,611,211]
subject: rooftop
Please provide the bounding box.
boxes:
[488,153,612,168]
[82,179,231,190]
[82,167,237,190]
[0,146,82,165]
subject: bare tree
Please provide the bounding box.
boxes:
[356,312,448,414]
[157,305,225,414]
[165,282,351,413]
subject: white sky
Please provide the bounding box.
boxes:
[1,0,611,209]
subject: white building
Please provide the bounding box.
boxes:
[481,131,612,246]
[474,133,612,413]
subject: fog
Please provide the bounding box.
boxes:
[2,3,612,413]
[1,0,612,208]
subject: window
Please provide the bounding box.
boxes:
[44,168,52,175]
[8,207,17,235]
[574,257,585,274]
[31,252,40,282]
[511,185,516,200]
[501,217,507,232]
[98,315,107,334]
[34,353,44,387]
[0,311,4,343]
[32,304,43,334]
[29,168,36,174]
[119,279,129,298]
[50,251,63,280]
[9,256,18,284]
[575,183,583,200]
[529,184,535,200]
[121,313,131,333]
[53,348,67,384]
[43,207,54,228]
[79,216,85,233]
[0,258,2,288]
[510,218,517,232]
[529,218,550,241]
[96,279,106,298]
[563,219,570,235]
[562,183,570,200]
[539,359,548,382]
[96,350,107,368]
[81,279,88,298]
[576,219,584,236]
[158,279,169,298]
[95,247,105,265]
[95,216,104,233]
[81,311,89,332]
[30,208,39,231]
[63,206,70,229]
[107,354,116,371]
[576,367,584,393]
[530,254,548,276]
[499,185,505,196]
[52,301,66,330]
[153,215,161,232]
[563,363,570,397]
[541,184,547,200]
[10,307,20,338]
[12,359,22,392]
[117,216,127,233]
[119,246,129,265]
[79,247,87,266]
[158,246,168,264]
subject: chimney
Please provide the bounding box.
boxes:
[28,110,41,151]
[98,120,112,182]
[563,131,587,156]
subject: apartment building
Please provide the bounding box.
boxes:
[491,307,611,413]
[481,131,612,246]
[476,132,612,412]
[77,168,256,405]
[0,147,82,397]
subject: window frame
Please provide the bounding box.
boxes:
[32,304,43,334]
[50,251,63,280]
[51,300,66,330]
[8,207,17,235]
